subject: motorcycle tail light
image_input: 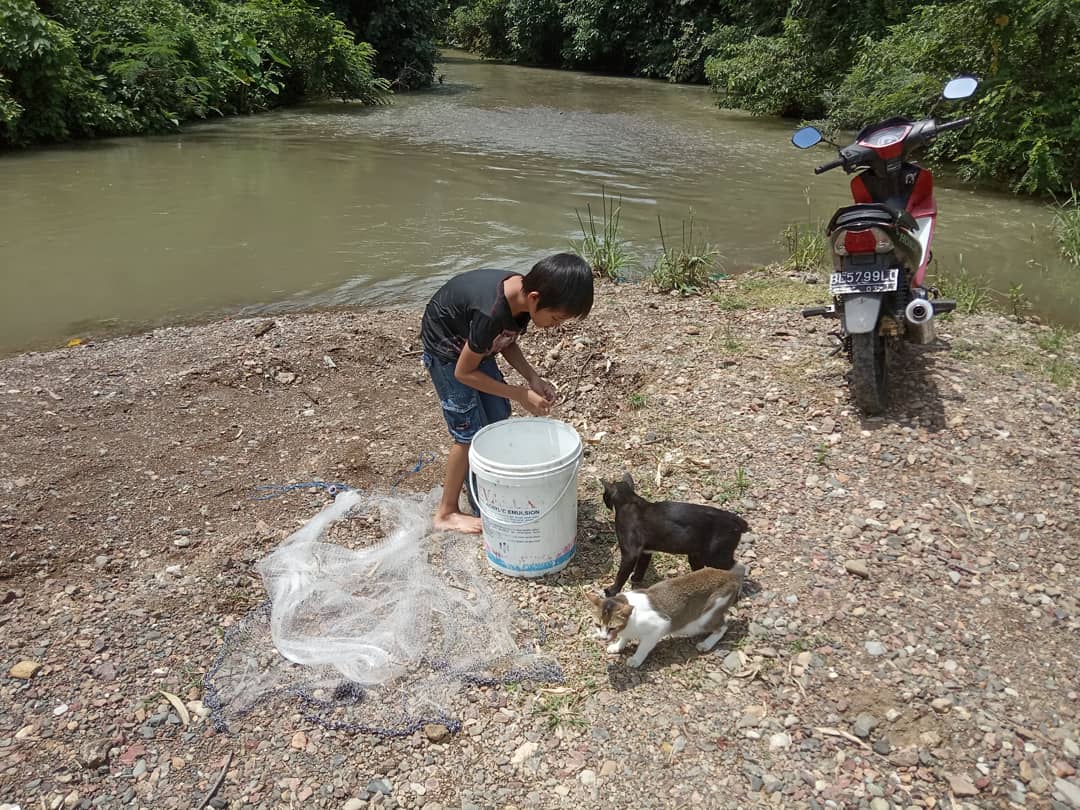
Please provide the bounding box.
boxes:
[842,230,878,254]
[835,227,894,256]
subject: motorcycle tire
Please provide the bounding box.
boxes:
[850,331,888,415]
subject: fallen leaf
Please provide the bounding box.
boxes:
[160,690,190,726]
[66,338,83,347]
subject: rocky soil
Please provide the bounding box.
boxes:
[1,269,1079,810]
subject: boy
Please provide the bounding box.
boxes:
[421,252,594,533]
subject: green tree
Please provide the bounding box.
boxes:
[323,0,441,88]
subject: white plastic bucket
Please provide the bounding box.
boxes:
[467,417,582,578]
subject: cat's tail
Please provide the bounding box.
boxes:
[730,562,746,589]
[727,562,748,603]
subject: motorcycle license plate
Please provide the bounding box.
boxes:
[829,268,899,295]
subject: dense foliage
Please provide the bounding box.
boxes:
[446,0,1080,195]
[321,0,441,89]
[0,0,390,146]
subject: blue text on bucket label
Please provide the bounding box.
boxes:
[487,545,575,574]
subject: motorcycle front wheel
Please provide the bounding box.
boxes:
[850,331,888,415]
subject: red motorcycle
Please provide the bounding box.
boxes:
[791,76,977,414]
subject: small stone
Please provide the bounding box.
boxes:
[344,800,366,810]
[853,713,878,739]
[10,660,41,679]
[870,799,889,810]
[946,772,979,796]
[865,641,887,657]
[931,697,954,712]
[1020,760,1034,783]
[173,536,191,548]
[600,760,617,777]
[737,705,767,729]
[579,769,596,786]
[844,559,870,579]
[276,371,296,384]
[79,738,112,768]
[1065,739,1080,758]
[511,741,538,766]
[722,650,746,672]
[889,749,919,768]
[366,779,392,796]
[290,731,308,750]
[423,724,449,743]
[769,732,792,750]
[1056,761,1078,778]
[873,737,892,755]
[1055,778,1080,806]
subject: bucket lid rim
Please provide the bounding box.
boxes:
[468,417,582,474]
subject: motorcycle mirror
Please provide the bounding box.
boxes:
[792,126,823,149]
[942,75,978,100]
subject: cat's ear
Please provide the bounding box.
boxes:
[622,471,635,489]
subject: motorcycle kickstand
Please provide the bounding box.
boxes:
[826,330,845,357]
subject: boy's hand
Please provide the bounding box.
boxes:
[518,388,552,416]
[528,375,558,404]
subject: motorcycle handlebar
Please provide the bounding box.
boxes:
[814,157,845,174]
[935,116,973,134]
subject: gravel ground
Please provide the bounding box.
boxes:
[1,269,1079,810]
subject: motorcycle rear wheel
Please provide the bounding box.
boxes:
[850,331,888,415]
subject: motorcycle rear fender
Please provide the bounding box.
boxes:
[841,293,883,334]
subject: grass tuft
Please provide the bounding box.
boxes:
[574,186,633,281]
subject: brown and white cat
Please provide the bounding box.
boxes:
[586,565,744,668]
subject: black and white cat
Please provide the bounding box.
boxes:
[586,565,745,668]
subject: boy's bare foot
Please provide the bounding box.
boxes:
[434,511,483,534]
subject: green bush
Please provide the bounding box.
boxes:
[0,0,123,143]
[324,0,441,89]
[827,0,1080,195]
[506,0,562,66]
[704,19,832,118]
[0,0,388,146]
[448,0,511,58]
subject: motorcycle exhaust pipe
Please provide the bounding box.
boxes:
[904,296,936,344]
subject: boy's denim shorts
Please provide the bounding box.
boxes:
[422,352,511,444]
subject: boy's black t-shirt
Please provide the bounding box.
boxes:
[421,268,531,363]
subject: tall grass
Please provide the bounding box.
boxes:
[782,187,827,272]
[651,210,723,295]
[1051,186,1080,266]
[574,187,633,281]
[931,257,991,314]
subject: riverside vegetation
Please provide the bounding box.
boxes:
[0,0,443,145]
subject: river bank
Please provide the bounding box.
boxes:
[1,268,1079,809]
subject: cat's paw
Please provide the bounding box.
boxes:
[695,638,715,652]
[603,585,618,598]
[626,655,645,668]
[606,641,624,654]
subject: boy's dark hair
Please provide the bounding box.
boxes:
[523,253,594,318]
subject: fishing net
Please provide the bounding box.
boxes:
[204,487,563,736]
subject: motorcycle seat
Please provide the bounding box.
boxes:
[827,203,917,234]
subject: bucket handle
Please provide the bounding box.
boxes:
[467,457,581,528]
